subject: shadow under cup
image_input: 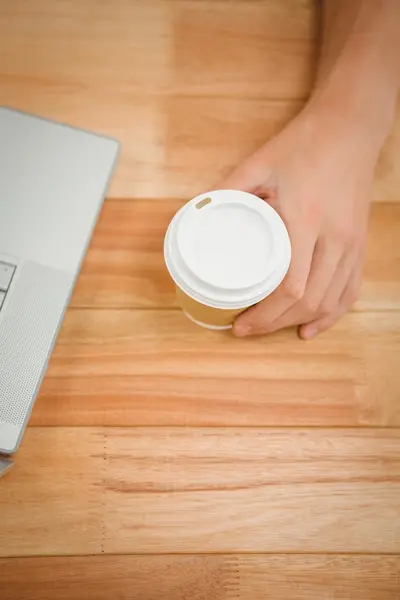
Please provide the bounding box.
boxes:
[164,190,291,330]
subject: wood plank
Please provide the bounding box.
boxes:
[102,428,400,553]
[71,199,178,310]
[237,555,400,600]
[0,429,103,558]
[0,555,235,600]
[0,0,315,201]
[1,0,316,98]
[361,203,400,310]
[70,201,400,310]
[1,555,399,600]
[32,311,400,427]
[2,428,400,556]
[1,0,399,200]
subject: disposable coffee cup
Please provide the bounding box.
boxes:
[164,189,291,330]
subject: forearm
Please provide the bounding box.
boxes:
[307,0,400,153]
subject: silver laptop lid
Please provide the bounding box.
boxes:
[0,107,119,271]
[0,107,120,453]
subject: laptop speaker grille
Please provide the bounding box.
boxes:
[0,261,71,427]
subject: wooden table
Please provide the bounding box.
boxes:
[1,1,399,598]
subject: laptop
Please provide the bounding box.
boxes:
[0,107,120,469]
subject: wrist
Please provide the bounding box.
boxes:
[304,86,395,163]
[306,38,397,158]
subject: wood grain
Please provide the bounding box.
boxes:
[0,429,102,558]
[31,310,400,427]
[1,555,399,600]
[0,0,315,199]
[1,0,316,98]
[237,555,400,600]
[1,428,400,556]
[0,555,235,600]
[70,200,400,310]
[361,203,400,310]
[1,0,400,200]
[102,427,400,554]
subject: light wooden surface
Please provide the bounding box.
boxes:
[1,428,400,557]
[66,200,400,311]
[33,310,400,427]
[1,0,400,598]
[1,0,400,201]
[1,555,399,600]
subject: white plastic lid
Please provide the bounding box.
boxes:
[164,190,291,309]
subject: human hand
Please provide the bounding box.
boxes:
[220,107,379,339]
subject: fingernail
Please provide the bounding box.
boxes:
[233,322,250,337]
[300,326,317,340]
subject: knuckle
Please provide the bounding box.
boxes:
[319,300,337,317]
[284,278,306,302]
[301,296,320,315]
[333,223,355,247]
[342,231,354,247]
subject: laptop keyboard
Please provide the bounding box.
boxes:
[0,261,16,311]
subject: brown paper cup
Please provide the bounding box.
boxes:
[176,286,248,329]
[164,190,291,331]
